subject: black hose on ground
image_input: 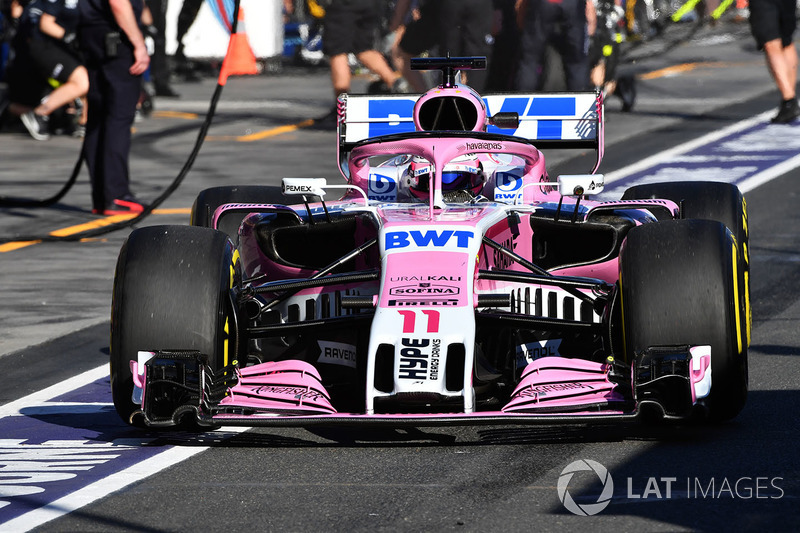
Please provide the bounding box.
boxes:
[0,0,243,244]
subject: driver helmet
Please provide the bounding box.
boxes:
[406,154,485,198]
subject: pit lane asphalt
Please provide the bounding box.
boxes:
[1,19,799,531]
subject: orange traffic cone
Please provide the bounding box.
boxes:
[218,8,259,86]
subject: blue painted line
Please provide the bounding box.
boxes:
[0,372,245,531]
[600,112,800,199]
[0,380,162,525]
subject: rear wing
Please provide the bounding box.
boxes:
[338,92,604,174]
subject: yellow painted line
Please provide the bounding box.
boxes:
[152,207,192,215]
[640,61,757,80]
[0,208,192,253]
[207,118,315,142]
[640,63,706,80]
[0,240,41,252]
[152,110,199,120]
[50,214,138,236]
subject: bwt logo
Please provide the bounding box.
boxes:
[495,172,523,192]
[368,173,397,195]
[385,229,475,250]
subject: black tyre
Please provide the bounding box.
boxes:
[110,225,240,425]
[620,219,747,421]
[622,180,750,351]
[191,185,284,240]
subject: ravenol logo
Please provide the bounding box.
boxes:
[384,229,474,251]
[557,459,614,516]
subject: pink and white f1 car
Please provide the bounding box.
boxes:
[110,57,750,428]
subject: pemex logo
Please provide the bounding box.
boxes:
[557,459,614,516]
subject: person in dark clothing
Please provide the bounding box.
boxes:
[515,0,589,91]
[11,0,89,140]
[438,0,493,91]
[79,0,150,215]
[173,0,200,61]
[314,0,408,128]
[145,0,177,96]
[486,0,520,92]
[390,0,439,92]
[323,0,407,99]
[748,0,799,123]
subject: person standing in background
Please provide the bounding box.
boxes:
[144,0,177,96]
[315,0,409,128]
[486,0,520,92]
[172,0,200,65]
[79,0,150,215]
[16,0,89,140]
[389,0,439,93]
[515,0,590,91]
[438,0,493,92]
[748,0,799,123]
[323,0,408,99]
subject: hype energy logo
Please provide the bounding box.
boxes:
[557,460,614,516]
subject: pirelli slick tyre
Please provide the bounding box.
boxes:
[620,219,748,421]
[191,185,284,240]
[110,225,240,426]
[621,181,750,352]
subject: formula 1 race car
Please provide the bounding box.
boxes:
[110,57,750,428]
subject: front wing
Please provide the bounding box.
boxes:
[128,344,712,428]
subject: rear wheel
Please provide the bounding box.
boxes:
[191,185,284,240]
[620,219,747,421]
[110,225,240,425]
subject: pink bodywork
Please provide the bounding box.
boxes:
[174,85,695,423]
[503,357,626,412]
[220,360,337,415]
[348,135,549,218]
[205,356,627,418]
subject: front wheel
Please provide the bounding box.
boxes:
[110,225,240,425]
[622,180,750,351]
[620,219,747,421]
[191,185,284,240]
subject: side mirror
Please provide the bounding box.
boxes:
[488,112,520,129]
[557,174,604,196]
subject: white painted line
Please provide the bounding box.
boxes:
[0,365,109,418]
[0,364,248,532]
[0,434,245,533]
[604,110,774,184]
[738,153,800,193]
